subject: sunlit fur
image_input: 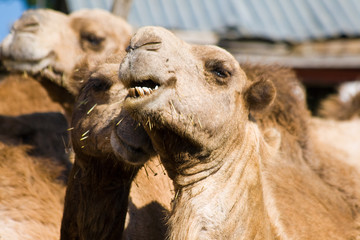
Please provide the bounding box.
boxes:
[119,26,360,239]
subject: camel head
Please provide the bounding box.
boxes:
[71,54,154,168]
[119,26,276,170]
[0,8,132,115]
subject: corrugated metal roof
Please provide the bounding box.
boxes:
[66,0,113,12]
[66,0,360,42]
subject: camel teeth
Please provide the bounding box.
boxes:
[129,85,160,98]
[129,88,136,97]
[135,87,145,97]
[143,87,151,95]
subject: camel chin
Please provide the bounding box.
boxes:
[110,130,151,166]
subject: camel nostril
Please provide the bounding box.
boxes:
[126,45,134,53]
[13,15,40,32]
[142,42,162,51]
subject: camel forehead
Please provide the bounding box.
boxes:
[20,8,68,22]
[131,26,238,66]
[70,9,116,20]
[69,9,131,33]
[192,45,239,68]
[131,26,186,50]
[11,8,69,33]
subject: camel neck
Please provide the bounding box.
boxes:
[166,123,275,240]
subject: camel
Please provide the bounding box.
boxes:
[0,8,132,121]
[0,6,133,171]
[61,54,173,240]
[0,8,133,164]
[0,8,131,239]
[242,64,360,171]
[118,26,360,239]
[2,9,358,238]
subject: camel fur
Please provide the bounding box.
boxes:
[119,26,360,240]
[61,54,173,240]
[0,8,131,239]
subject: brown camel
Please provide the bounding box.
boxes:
[0,8,131,239]
[1,8,172,239]
[61,54,173,240]
[119,26,360,239]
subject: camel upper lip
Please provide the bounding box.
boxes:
[128,78,160,98]
[1,51,57,74]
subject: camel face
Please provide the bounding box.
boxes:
[120,26,250,156]
[0,9,131,95]
[0,9,70,74]
[71,56,153,166]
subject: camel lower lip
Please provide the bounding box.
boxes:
[110,131,150,165]
[112,130,147,156]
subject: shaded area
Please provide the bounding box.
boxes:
[124,199,168,239]
[0,112,71,181]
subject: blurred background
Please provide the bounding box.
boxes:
[1,0,360,112]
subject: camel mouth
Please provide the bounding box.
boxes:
[2,52,60,77]
[110,129,152,165]
[128,79,160,98]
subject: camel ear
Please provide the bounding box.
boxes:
[244,79,276,112]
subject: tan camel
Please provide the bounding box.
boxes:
[243,64,360,171]
[3,9,358,238]
[0,8,132,120]
[61,54,173,240]
[119,26,360,239]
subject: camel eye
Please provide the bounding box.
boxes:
[90,78,112,92]
[206,60,231,79]
[81,32,104,46]
[205,60,232,85]
[212,68,230,78]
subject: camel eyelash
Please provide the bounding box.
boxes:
[205,60,231,78]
